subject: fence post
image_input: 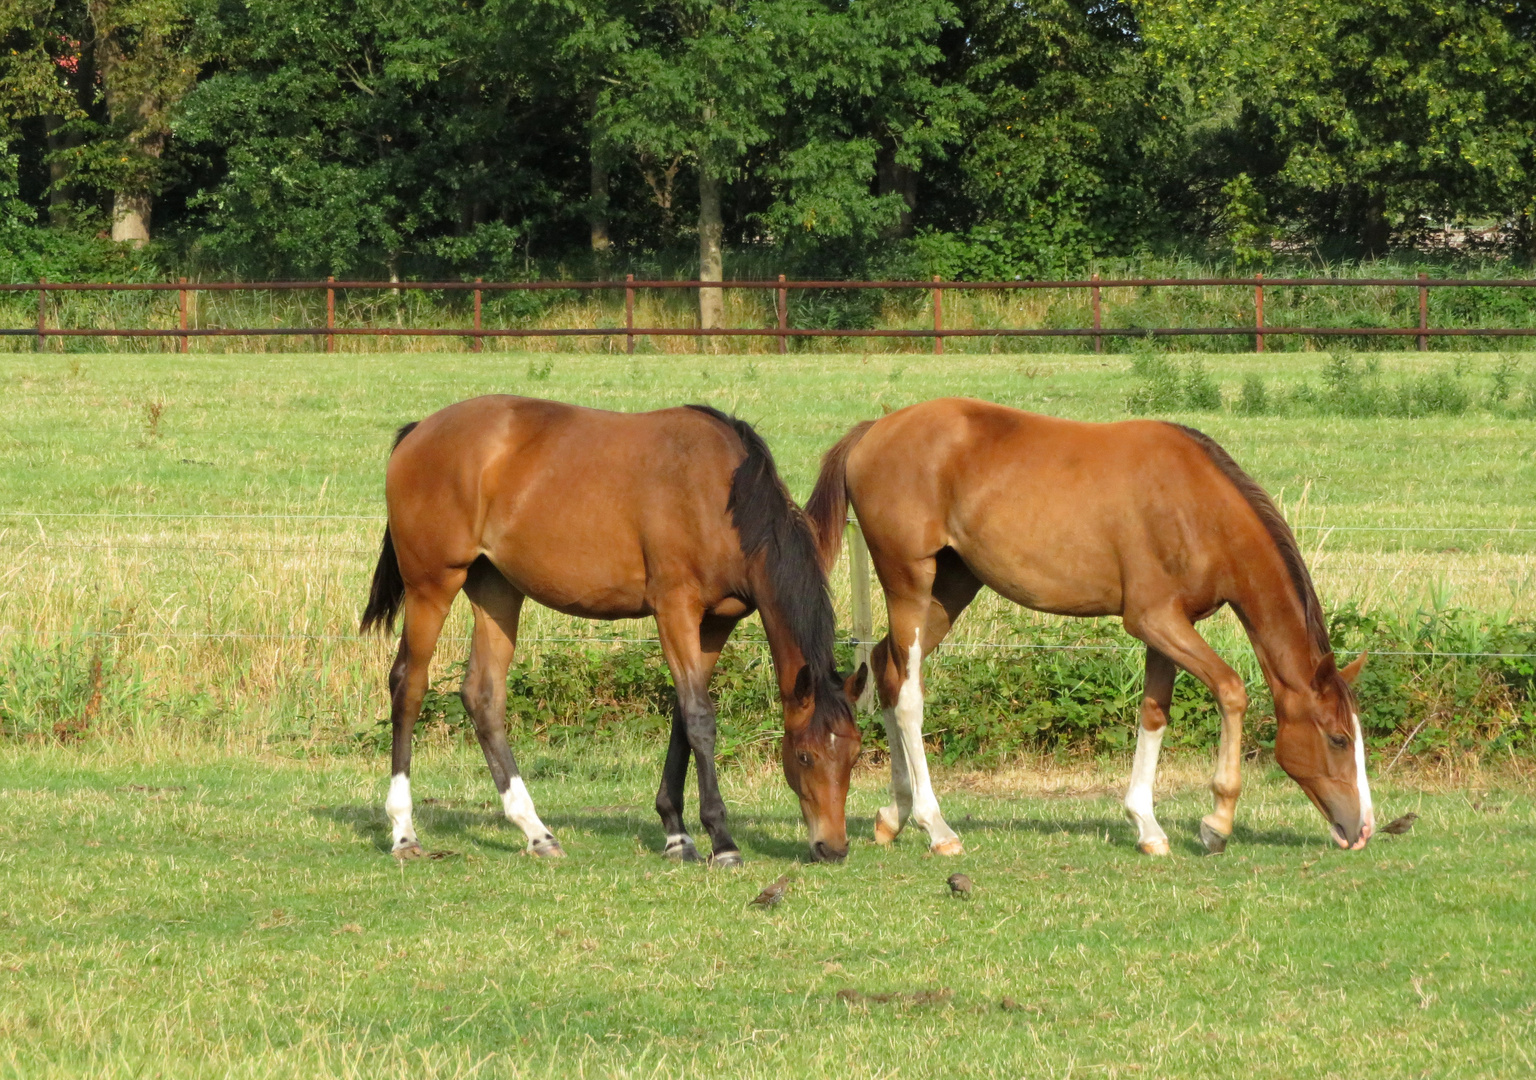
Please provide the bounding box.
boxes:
[1254,272,1265,353]
[1091,272,1102,354]
[777,274,788,355]
[625,274,635,355]
[178,277,189,354]
[849,520,876,712]
[1418,272,1428,352]
[473,277,483,353]
[36,277,46,353]
[326,276,336,354]
[932,274,943,355]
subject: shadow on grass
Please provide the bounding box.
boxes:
[913,813,1321,855]
[308,802,831,863]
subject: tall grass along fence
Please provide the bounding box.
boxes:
[6,275,1536,355]
[1,514,1531,766]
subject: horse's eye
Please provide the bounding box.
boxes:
[797,751,813,766]
[1328,733,1349,750]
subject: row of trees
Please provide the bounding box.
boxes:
[3,0,1536,313]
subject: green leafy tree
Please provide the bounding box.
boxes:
[1137,0,1536,258]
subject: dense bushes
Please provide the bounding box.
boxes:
[2,602,1529,764]
[396,603,1535,765]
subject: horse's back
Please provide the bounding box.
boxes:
[384,397,747,616]
[846,398,1264,617]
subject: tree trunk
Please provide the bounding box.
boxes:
[589,92,610,253]
[698,168,724,339]
[111,190,151,246]
[876,142,916,239]
[43,115,77,228]
[1358,188,1390,259]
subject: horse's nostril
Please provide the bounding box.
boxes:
[813,840,848,863]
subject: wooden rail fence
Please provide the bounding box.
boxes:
[4,275,1536,353]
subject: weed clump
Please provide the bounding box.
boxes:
[0,634,143,741]
[1125,352,1222,413]
[1236,374,1270,415]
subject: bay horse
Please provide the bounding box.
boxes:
[806,398,1373,857]
[360,396,864,865]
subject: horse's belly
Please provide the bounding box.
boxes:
[959,541,1124,618]
[486,547,652,621]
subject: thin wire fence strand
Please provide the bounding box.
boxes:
[4,510,1535,533]
[2,626,1529,659]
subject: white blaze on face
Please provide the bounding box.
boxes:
[1353,713,1374,833]
[386,773,416,850]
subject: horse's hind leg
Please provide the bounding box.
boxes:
[386,576,462,858]
[1125,607,1248,855]
[1124,649,1175,856]
[462,561,562,857]
[873,549,980,856]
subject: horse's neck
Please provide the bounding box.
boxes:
[1231,559,1325,698]
[753,592,808,701]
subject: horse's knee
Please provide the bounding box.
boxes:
[1217,680,1248,720]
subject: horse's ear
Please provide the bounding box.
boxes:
[1311,653,1338,691]
[1339,651,1368,685]
[844,663,869,703]
[793,664,813,704]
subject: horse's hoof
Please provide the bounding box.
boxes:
[664,839,702,863]
[1199,821,1229,855]
[874,808,901,845]
[708,850,744,870]
[392,841,424,861]
[930,837,965,857]
[1138,838,1171,857]
[530,837,566,858]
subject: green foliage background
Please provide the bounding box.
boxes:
[4,0,1536,282]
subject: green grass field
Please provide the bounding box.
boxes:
[2,350,1534,1076]
[2,740,1532,1079]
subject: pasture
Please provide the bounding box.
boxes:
[1,349,1534,1076]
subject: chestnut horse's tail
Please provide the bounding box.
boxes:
[805,420,876,572]
[359,422,419,635]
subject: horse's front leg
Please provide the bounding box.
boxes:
[1129,608,1249,855]
[655,606,741,867]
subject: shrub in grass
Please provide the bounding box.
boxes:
[1182,358,1222,409]
[1125,353,1220,412]
[1236,374,1271,415]
[0,633,144,741]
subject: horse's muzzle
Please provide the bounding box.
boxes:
[812,839,848,863]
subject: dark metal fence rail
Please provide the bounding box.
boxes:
[5,274,1536,354]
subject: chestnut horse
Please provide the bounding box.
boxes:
[807,398,1373,857]
[361,396,864,865]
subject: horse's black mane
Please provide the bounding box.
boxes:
[1171,424,1333,659]
[686,404,852,732]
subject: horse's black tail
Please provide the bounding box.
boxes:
[360,527,405,634]
[359,421,419,635]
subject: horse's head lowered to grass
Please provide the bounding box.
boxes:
[779,662,867,861]
[1274,651,1374,849]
